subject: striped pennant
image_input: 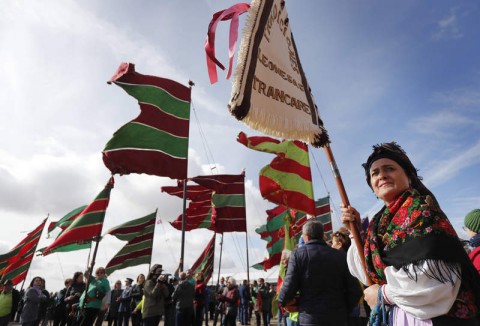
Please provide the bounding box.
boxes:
[47,206,87,236]
[237,132,315,215]
[190,234,215,284]
[0,218,47,285]
[104,63,191,180]
[105,212,156,276]
[252,206,294,271]
[42,177,114,256]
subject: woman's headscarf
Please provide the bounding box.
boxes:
[362,141,438,206]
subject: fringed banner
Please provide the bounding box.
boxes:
[228,0,329,147]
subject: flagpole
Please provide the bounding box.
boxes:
[216,234,223,286]
[245,231,250,284]
[180,180,188,272]
[79,236,101,320]
[323,143,372,285]
[150,208,159,273]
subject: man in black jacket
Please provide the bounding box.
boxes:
[278,220,362,326]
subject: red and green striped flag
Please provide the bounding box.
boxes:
[0,218,47,285]
[40,206,92,254]
[103,63,191,180]
[252,206,294,271]
[314,196,332,240]
[237,132,315,215]
[42,177,114,256]
[191,174,247,233]
[190,234,215,284]
[105,211,156,276]
[162,184,215,231]
[47,205,87,237]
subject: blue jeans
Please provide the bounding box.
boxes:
[239,303,249,324]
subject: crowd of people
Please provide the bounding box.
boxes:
[1,141,480,326]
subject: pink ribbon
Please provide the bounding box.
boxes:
[205,3,250,84]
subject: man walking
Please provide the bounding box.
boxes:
[278,220,362,326]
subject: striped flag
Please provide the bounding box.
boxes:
[103,63,191,180]
[105,212,157,275]
[252,206,295,271]
[191,174,247,233]
[190,235,215,284]
[162,184,215,231]
[42,178,114,256]
[0,218,47,285]
[47,206,87,237]
[237,132,315,215]
[252,196,331,270]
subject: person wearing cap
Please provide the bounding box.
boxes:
[341,142,480,325]
[117,278,133,326]
[142,264,169,326]
[0,280,20,326]
[464,209,480,273]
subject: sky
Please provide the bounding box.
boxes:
[1,0,479,292]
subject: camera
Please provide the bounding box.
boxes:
[157,274,169,284]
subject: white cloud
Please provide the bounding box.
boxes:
[424,140,480,188]
[432,12,463,41]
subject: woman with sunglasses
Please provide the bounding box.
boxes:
[78,267,110,326]
[341,142,480,325]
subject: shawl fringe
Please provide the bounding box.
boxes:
[401,259,461,285]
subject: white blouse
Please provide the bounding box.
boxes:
[347,244,461,320]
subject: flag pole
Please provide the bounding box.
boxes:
[79,236,101,321]
[245,230,250,284]
[179,81,195,273]
[216,234,223,286]
[180,180,188,272]
[323,143,372,285]
[150,208,159,273]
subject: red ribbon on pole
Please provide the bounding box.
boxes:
[205,3,250,84]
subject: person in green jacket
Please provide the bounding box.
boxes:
[78,267,110,326]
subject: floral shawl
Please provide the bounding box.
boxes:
[364,189,480,319]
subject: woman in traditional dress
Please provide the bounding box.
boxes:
[341,142,480,325]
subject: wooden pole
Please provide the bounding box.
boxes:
[323,143,372,285]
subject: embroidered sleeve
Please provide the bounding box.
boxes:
[383,260,461,319]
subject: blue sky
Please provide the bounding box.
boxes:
[1,1,479,290]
